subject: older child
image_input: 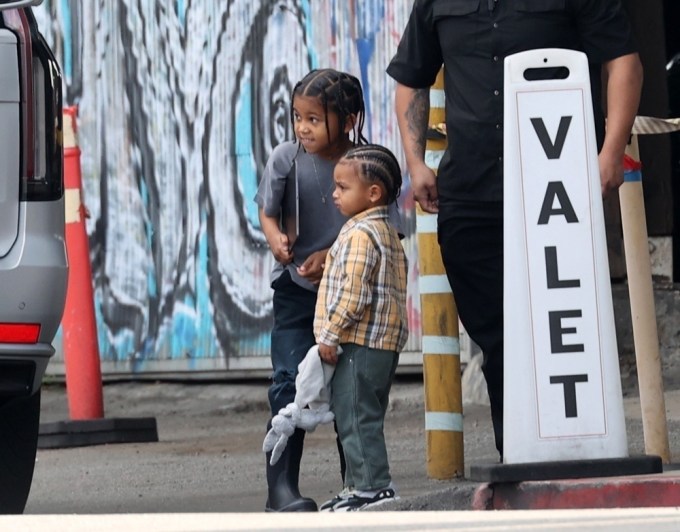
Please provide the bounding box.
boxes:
[255,68,370,512]
[315,144,408,512]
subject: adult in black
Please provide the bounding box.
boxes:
[387,0,643,458]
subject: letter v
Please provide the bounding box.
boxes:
[530,116,572,159]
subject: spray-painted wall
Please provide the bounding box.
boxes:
[35,1,422,375]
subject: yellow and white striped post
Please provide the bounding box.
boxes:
[619,115,680,464]
[417,69,464,479]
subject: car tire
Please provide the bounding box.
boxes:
[0,389,41,514]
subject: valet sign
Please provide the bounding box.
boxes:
[503,49,628,464]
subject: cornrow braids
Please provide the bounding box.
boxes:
[343,144,403,205]
[290,68,369,146]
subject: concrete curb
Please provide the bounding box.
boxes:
[367,482,482,512]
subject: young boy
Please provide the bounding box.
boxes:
[314,144,408,512]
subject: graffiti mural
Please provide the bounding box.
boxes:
[34,0,420,374]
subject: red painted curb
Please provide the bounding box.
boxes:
[471,484,494,510]
[477,473,680,510]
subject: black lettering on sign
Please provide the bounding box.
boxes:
[550,374,588,417]
[530,116,572,159]
[538,182,579,224]
[545,246,580,289]
[549,310,584,353]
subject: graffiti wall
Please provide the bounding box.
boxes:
[35,0,422,375]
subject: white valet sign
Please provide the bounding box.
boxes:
[502,49,627,464]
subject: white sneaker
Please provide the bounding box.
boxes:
[319,486,354,512]
[331,485,398,512]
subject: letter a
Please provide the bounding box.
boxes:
[538,182,579,225]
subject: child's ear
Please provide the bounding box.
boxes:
[368,184,384,204]
[344,113,357,134]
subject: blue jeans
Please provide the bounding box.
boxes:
[268,271,317,415]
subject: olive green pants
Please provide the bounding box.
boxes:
[331,343,399,491]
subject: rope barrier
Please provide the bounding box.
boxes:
[632,115,680,135]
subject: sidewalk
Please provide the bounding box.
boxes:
[7,508,680,531]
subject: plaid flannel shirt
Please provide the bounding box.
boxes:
[314,206,408,352]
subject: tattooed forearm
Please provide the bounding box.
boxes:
[405,88,429,160]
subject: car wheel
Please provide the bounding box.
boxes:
[0,389,41,514]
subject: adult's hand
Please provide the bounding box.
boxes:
[598,147,625,198]
[410,162,439,213]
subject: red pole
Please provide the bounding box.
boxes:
[61,105,105,420]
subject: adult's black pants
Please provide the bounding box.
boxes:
[438,214,504,456]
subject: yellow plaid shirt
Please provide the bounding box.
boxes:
[314,206,408,352]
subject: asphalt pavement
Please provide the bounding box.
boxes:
[22,375,680,518]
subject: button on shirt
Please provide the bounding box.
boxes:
[387,0,637,210]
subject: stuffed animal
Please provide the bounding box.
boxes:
[263,345,339,465]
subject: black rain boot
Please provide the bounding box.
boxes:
[265,425,317,512]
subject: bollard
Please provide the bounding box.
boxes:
[417,68,464,479]
[620,128,671,464]
[61,105,105,420]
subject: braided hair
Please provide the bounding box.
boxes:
[341,144,403,205]
[290,68,369,146]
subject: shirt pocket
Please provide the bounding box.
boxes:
[432,0,481,55]
[515,0,566,12]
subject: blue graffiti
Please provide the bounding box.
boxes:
[58,0,73,80]
[301,0,317,68]
[355,0,384,142]
[176,0,186,26]
[34,0,418,373]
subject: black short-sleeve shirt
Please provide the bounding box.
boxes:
[387,0,637,209]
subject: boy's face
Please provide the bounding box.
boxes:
[332,161,382,218]
[292,95,341,158]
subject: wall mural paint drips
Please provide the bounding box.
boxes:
[34,1,421,374]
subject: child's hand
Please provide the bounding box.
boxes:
[297,250,327,285]
[272,233,294,265]
[318,342,338,365]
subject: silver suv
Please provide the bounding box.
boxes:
[0,0,67,514]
